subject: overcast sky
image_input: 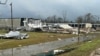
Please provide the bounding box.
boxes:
[0,0,100,20]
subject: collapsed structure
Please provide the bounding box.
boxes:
[0,18,99,33]
[0,31,29,40]
[22,18,93,34]
[23,18,43,31]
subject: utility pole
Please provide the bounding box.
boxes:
[78,22,80,44]
[10,3,13,30]
[78,23,80,44]
[77,16,81,44]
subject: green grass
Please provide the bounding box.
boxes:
[0,31,76,50]
[58,36,100,56]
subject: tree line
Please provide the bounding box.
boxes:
[40,13,100,24]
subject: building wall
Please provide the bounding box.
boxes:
[0,18,21,28]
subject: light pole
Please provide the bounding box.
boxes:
[78,22,80,44]
[10,3,13,30]
[77,16,81,44]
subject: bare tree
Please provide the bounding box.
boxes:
[76,16,83,23]
[45,15,57,23]
[52,15,56,23]
[62,10,67,23]
[84,13,95,23]
[57,17,63,23]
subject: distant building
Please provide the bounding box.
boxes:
[0,18,24,29]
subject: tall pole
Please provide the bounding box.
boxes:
[78,22,80,44]
[10,3,13,30]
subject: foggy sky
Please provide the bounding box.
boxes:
[0,0,100,20]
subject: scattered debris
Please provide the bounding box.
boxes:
[0,31,29,40]
[58,38,62,40]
